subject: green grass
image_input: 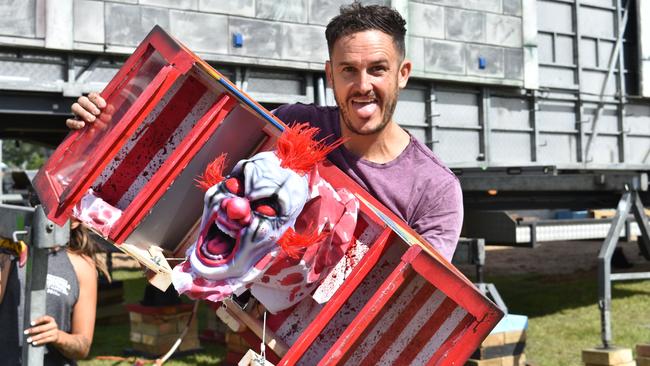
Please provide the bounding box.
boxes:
[489,271,650,366]
[80,269,225,366]
[80,269,650,366]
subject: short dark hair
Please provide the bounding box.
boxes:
[325,2,407,59]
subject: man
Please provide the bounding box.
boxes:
[66,3,462,261]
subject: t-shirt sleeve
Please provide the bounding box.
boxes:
[272,104,310,126]
[271,104,290,120]
[411,178,463,262]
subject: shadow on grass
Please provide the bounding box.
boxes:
[487,270,650,318]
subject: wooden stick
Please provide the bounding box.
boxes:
[222,298,290,357]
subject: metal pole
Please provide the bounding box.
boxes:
[425,82,437,151]
[316,76,326,107]
[573,0,586,163]
[597,190,632,348]
[529,91,539,163]
[21,244,48,365]
[584,0,630,162]
[614,0,628,164]
[631,192,650,260]
[478,87,490,165]
[305,72,315,104]
[21,206,69,366]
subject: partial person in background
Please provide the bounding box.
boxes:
[0,222,107,365]
[65,3,463,261]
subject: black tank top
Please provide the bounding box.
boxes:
[0,249,80,365]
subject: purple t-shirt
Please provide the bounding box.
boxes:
[273,103,463,261]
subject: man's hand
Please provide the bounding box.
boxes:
[66,92,108,130]
[24,315,60,346]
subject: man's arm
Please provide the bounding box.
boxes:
[411,179,464,262]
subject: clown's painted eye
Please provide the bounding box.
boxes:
[252,197,280,217]
[255,204,277,217]
[224,177,244,196]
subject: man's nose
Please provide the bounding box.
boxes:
[356,71,373,93]
[222,197,251,226]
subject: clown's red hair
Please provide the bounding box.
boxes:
[195,154,227,191]
[277,228,326,259]
[276,123,344,175]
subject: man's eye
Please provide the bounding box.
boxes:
[254,204,277,217]
[224,177,244,196]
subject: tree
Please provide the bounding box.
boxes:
[1,139,49,170]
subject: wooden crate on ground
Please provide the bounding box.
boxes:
[591,208,650,219]
[638,344,650,366]
[200,303,227,343]
[127,303,200,356]
[96,281,128,325]
[581,347,634,366]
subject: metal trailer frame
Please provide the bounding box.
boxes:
[597,179,650,349]
[460,168,650,348]
[465,214,640,248]
[453,238,508,314]
[0,203,69,366]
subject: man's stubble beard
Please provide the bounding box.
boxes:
[333,79,400,137]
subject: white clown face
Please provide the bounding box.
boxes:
[187,151,309,282]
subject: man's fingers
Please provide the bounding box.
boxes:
[67,92,106,130]
[77,96,102,116]
[88,92,106,109]
[71,103,97,123]
[66,118,85,130]
[104,103,115,115]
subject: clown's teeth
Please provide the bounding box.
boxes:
[215,220,237,238]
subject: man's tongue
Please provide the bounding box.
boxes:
[352,100,377,119]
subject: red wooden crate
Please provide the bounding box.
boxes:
[242,163,504,365]
[33,26,286,253]
[33,26,503,364]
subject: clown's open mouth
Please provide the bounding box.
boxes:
[196,215,240,266]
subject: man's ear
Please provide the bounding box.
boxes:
[325,60,333,88]
[398,59,412,89]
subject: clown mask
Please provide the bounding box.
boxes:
[188,151,308,284]
[172,123,346,304]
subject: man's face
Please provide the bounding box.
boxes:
[326,30,411,136]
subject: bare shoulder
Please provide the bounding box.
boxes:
[66,251,97,278]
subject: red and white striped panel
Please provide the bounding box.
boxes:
[91,74,217,209]
[343,275,474,365]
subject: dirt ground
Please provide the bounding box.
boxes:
[457,239,650,277]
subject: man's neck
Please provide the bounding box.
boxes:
[341,120,411,164]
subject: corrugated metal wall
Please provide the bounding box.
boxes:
[0,0,649,170]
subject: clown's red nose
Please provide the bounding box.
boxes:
[223,197,251,224]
